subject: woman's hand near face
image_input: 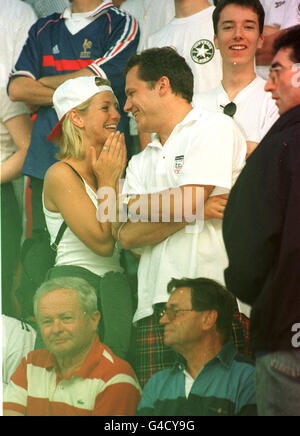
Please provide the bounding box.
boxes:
[91,131,127,189]
[44,162,115,256]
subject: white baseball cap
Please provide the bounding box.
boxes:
[47,76,114,142]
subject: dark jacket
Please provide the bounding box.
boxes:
[223,104,300,352]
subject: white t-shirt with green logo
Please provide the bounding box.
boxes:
[144,6,222,95]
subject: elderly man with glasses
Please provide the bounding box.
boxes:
[223,25,300,416]
[3,277,141,416]
[137,277,257,417]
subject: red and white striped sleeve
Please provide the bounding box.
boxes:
[3,356,29,416]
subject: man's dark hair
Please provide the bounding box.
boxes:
[125,47,194,103]
[273,25,300,64]
[167,277,235,343]
[213,0,265,35]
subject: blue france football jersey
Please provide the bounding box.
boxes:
[9,1,139,178]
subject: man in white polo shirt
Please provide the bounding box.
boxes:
[194,0,279,159]
[113,47,247,387]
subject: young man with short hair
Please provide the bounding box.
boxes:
[194,0,279,160]
[137,0,223,150]
[223,25,300,416]
[137,278,257,416]
[120,0,175,152]
[112,47,247,387]
[3,277,141,416]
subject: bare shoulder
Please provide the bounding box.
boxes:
[44,161,82,190]
[44,162,86,211]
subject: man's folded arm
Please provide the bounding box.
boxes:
[118,221,187,250]
[8,76,54,106]
[118,185,214,249]
[37,67,96,91]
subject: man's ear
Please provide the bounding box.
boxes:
[156,76,170,96]
[90,310,101,330]
[69,108,85,128]
[202,310,218,331]
[214,34,219,50]
[257,33,264,51]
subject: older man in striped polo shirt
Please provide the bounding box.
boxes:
[3,277,141,416]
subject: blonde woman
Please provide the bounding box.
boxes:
[42,76,132,360]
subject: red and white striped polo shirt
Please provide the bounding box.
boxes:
[3,337,141,416]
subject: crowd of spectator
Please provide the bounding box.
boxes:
[1,0,300,417]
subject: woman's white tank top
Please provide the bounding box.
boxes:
[43,178,123,277]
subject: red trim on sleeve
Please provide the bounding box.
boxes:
[106,12,112,35]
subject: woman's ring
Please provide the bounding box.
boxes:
[103,146,109,151]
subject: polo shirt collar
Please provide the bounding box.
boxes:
[173,340,237,373]
[177,107,203,127]
[213,340,237,369]
[45,336,103,380]
[148,107,203,149]
[61,1,113,19]
[173,354,187,372]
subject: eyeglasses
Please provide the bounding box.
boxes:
[160,307,194,321]
[268,64,293,84]
[220,102,237,118]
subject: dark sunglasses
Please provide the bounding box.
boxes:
[220,102,237,118]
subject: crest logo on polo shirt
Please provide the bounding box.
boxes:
[174,155,184,175]
[81,39,93,59]
[274,1,285,8]
[190,39,215,65]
